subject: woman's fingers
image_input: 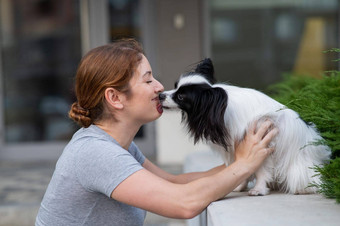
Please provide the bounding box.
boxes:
[261,128,279,147]
[248,120,258,135]
[255,121,273,140]
[252,120,279,153]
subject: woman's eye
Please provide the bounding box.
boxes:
[146,81,152,84]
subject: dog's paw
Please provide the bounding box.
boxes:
[248,187,270,196]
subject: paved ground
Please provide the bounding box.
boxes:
[0,161,186,226]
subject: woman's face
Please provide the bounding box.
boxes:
[122,55,164,125]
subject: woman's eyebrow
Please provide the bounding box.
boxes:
[143,71,152,77]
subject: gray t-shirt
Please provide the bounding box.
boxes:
[36,125,146,226]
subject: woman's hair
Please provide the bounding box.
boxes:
[69,39,144,127]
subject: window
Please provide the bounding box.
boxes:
[0,0,81,143]
[109,0,141,41]
[209,0,339,89]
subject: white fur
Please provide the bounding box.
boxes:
[163,74,331,195]
[177,74,211,87]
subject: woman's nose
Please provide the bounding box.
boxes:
[155,80,164,93]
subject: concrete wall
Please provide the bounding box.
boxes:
[153,0,209,164]
[156,111,210,165]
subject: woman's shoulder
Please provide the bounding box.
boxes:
[70,125,113,144]
[64,125,144,163]
[63,125,121,157]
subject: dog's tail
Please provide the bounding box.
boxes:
[273,110,331,194]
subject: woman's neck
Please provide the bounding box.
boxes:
[95,120,140,150]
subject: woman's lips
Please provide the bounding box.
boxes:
[153,97,163,114]
[157,103,163,114]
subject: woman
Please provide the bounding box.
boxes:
[36,39,277,225]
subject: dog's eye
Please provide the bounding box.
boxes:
[177,94,184,100]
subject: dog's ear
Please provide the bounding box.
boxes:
[194,58,216,84]
[186,86,230,150]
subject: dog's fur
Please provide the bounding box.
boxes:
[160,58,331,196]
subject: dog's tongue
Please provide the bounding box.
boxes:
[157,103,163,114]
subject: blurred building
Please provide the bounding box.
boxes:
[0,0,338,164]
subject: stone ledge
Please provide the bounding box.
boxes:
[205,192,340,226]
[184,151,340,226]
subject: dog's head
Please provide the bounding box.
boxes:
[160,58,230,150]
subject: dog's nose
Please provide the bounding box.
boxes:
[159,93,166,101]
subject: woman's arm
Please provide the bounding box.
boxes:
[111,121,277,219]
[112,159,251,219]
[143,159,226,184]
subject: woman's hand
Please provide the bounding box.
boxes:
[235,121,278,171]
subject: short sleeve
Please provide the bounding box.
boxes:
[75,139,144,198]
[128,142,146,165]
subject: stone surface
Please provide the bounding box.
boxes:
[206,191,340,226]
[183,151,340,226]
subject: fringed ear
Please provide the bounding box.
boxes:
[194,58,216,84]
[186,86,230,150]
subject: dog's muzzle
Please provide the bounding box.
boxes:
[159,93,166,102]
[158,93,172,109]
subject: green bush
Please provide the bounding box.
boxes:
[267,70,340,203]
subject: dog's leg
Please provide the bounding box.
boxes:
[248,163,273,196]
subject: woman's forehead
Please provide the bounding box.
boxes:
[136,56,152,77]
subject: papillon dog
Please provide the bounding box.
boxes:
[159,58,331,196]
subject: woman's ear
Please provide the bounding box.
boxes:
[104,87,124,110]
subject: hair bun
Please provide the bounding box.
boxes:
[68,102,92,127]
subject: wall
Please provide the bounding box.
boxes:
[156,111,210,165]
[153,0,209,164]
